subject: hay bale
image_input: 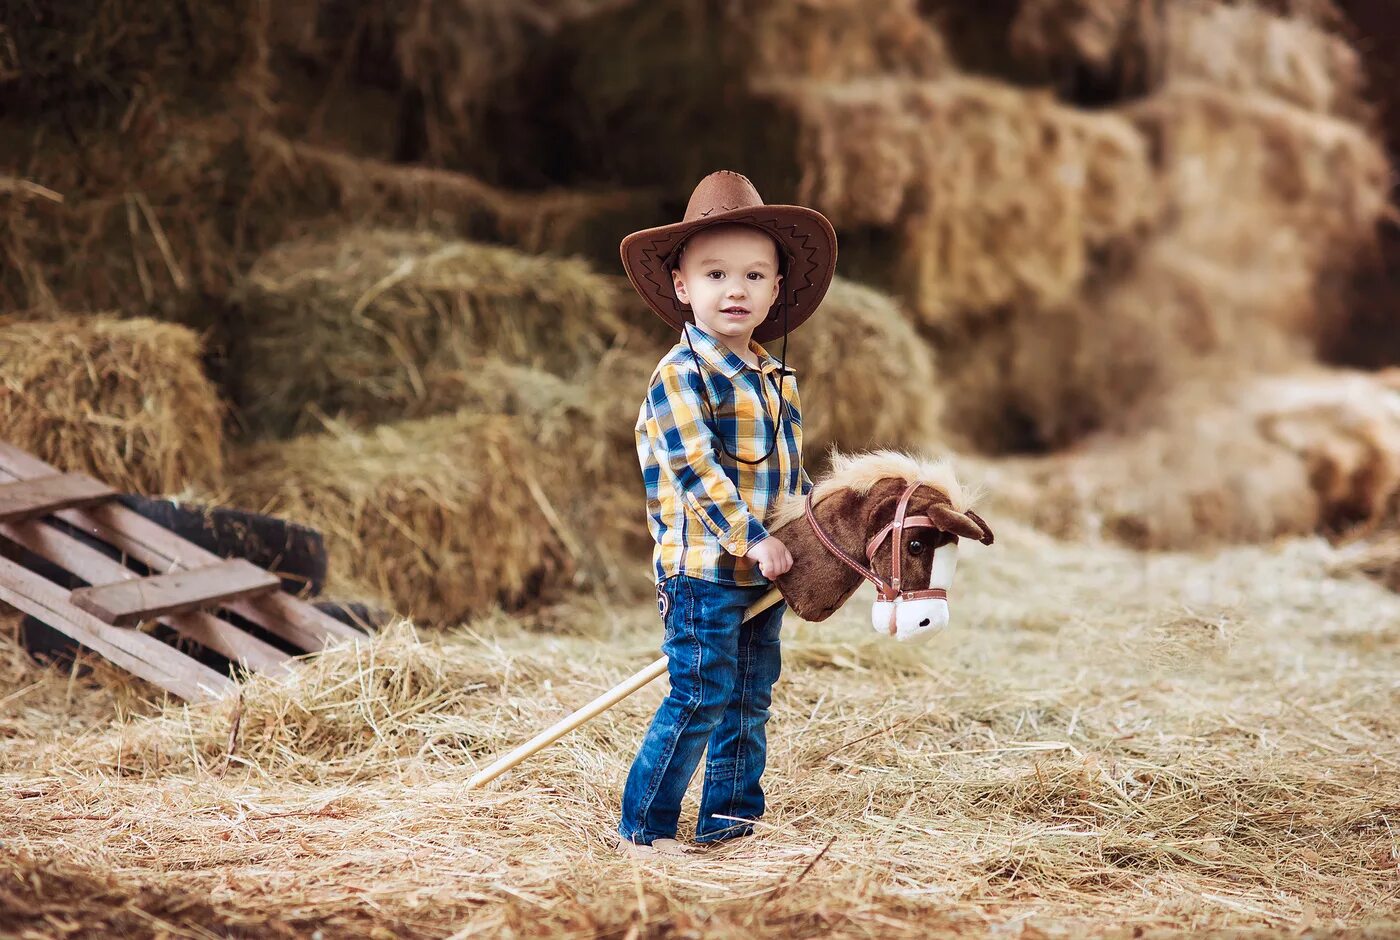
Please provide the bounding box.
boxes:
[782,279,944,459]
[0,315,224,495]
[244,134,657,267]
[1009,0,1365,115]
[232,228,629,437]
[1328,532,1400,593]
[524,0,950,190]
[228,413,579,626]
[0,0,265,117]
[984,368,1400,549]
[1163,0,1367,118]
[1132,84,1388,254]
[0,111,251,321]
[770,76,1160,324]
[0,115,651,326]
[1009,0,1166,100]
[934,233,1330,453]
[926,81,1388,454]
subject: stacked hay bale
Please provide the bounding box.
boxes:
[0,115,649,334]
[525,0,951,190]
[226,227,665,618]
[770,279,944,459]
[229,413,586,626]
[772,75,1161,324]
[807,2,1385,458]
[984,368,1400,549]
[243,135,656,267]
[0,1,653,341]
[231,228,635,437]
[0,315,224,495]
[1008,0,1364,114]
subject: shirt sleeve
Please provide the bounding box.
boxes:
[792,378,814,495]
[644,360,770,557]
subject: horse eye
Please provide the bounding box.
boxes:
[907,539,925,556]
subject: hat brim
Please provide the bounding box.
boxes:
[619,204,837,344]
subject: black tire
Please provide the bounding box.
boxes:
[116,495,329,597]
[313,600,393,635]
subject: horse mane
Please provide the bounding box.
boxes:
[766,448,981,531]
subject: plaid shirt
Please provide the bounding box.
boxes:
[636,321,813,586]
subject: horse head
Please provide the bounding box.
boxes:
[767,450,993,643]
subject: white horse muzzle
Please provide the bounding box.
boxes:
[871,597,949,643]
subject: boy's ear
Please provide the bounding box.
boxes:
[671,268,688,303]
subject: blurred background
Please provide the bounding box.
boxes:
[3,0,1400,626]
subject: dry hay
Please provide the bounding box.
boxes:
[282,0,627,174]
[1127,82,1390,359]
[1009,0,1166,98]
[0,0,266,117]
[3,507,1399,935]
[781,279,944,459]
[921,80,1389,454]
[982,368,1400,549]
[933,234,1327,454]
[232,228,629,438]
[244,133,657,268]
[0,314,224,495]
[0,110,253,321]
[1009,0,1365,116]
[769,76,1161,325]
[223,354,664,625]
[533,0,951,190]
[1163,0,1367,118]
[1131,82,1389,265]
[0,110,649,330]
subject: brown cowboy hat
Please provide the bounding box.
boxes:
[619,170,838,344]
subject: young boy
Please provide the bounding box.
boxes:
[616,170,838,857]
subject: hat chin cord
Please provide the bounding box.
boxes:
[684,296,791,466]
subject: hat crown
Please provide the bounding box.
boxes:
[682,170,764,224]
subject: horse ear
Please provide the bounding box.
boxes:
[929,505,993,544]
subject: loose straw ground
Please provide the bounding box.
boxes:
[466,587,783,789]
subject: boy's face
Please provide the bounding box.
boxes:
[671,224,783,346]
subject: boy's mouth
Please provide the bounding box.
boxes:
[721,306,750,317]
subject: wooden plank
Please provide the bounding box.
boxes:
[70,558,280,626]
[0,554,234,703]
[0,473,115,522]
[0,520,292,674]
[0,442,363,651]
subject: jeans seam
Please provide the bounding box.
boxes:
[632,575,697,838]
[730,621,754,829]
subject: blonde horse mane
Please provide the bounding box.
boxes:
[767,448,981,531]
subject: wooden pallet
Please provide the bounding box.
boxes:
[0,441,364,702]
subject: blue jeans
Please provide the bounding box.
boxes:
[618,574,785,845]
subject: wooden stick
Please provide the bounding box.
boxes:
[466,586,782,790]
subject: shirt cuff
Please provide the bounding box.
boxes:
[725,517,770,558]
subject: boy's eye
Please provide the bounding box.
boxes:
[748,272,764,280]
[707,270,724,279]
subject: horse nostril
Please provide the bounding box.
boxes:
[919,618,930,627]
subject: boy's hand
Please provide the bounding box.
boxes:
[745,537,793,579]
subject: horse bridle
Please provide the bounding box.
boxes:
[803,480,991,636]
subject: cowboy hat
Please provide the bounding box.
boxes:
[619,170,838,344]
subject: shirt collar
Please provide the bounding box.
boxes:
[682,321,797,378]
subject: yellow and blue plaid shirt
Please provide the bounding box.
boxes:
[636,321,813,587]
